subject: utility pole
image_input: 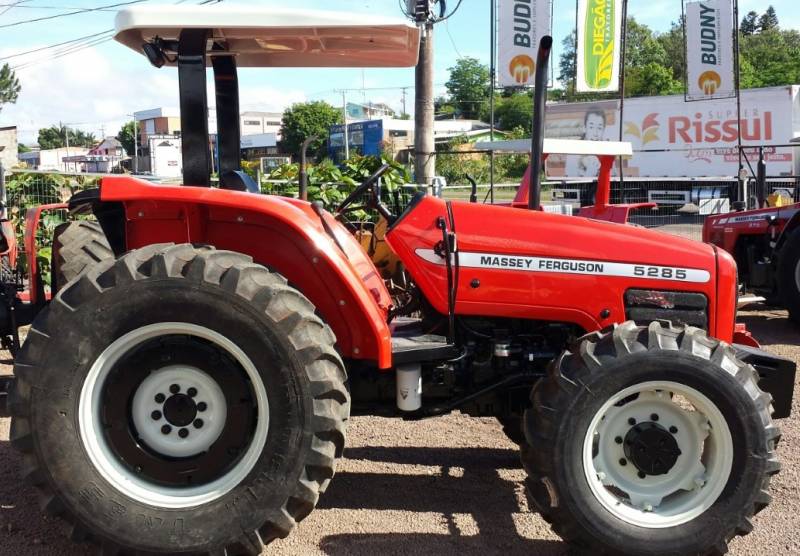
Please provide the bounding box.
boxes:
[134,119,139,174]
[341,90,350,160]
[401,87,408,117]
[414,22,435,186]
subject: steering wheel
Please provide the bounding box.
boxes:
[336,164,394,222]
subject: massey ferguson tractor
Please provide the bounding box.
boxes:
[703,197,800,323]
[0,5,795,556]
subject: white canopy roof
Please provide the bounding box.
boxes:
[114,5,420,68]
[474,138,634,158]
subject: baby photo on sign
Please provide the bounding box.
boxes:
[563,107,609,177]
[544,100,619,178]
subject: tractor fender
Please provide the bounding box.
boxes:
[86,176,394,368]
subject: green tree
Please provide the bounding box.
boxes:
[495,92,533,131]
[278,101,342,160]
[558,31,577,85]
[655,18,686,82]
[739,26,800,87]
[758,6,779,32]
[444,57,491,120]
[117,121,138,156]
[37,125,96,150]
[626,63,681,97]
[740,11,759,36]
[18,143,31,154]
[0,63,21,113]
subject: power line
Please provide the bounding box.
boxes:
[0,0,147,29]
[0,29,113,61]
[9,0,223,70]
[0,0,29,17]
[0,3,116,10]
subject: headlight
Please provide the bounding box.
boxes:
[624,289,708,329]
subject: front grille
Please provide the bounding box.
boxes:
[624,289,708,329]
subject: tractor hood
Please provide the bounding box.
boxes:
[386,196,736,341]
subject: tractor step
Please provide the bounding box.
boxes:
[391,318,458,365]
[0,375,12,418]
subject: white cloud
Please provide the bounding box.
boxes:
[0,46,306,145]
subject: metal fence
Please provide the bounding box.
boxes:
[4,169,799,260]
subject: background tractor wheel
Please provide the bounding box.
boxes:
[9,244,350,555]
[777,228,800,324]
[51,220,113,292]
[522,321,780,555]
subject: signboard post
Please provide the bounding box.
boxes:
[497,0,552,88]
[576,0,623,93]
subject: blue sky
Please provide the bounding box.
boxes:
[1,0,798,144]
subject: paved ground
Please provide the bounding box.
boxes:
[0,306,797,555]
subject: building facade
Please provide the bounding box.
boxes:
[0,126,18,170]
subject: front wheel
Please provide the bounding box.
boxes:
[523,321,780,555]
[10,244,350,554]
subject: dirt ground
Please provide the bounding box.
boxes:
[0,306,797,555]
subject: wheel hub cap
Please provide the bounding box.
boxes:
[624,422,681,476]
[163,393,198,427]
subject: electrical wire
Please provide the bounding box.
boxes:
[433,0,463,23]
[1,30,113,61]
[0,0,29,17]
[0,0,147,29]
[0,3,117,10]
[9,0,223,70]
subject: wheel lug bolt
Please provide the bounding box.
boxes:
[193,419,204,429]
[628,418,636,425]
[619,458,627,466]
[669,426,678,434]
[197,402,207,412]
[161,425,172,435]
[187,387,198,398]
[651,413,659,421]
[170,384,180,394]
[155,393,165,403]
[615,436,623,444]
[178,428,189,438]
[638,471,646,479]
[151,410,162,421]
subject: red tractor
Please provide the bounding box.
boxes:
[0,6,794,556]
[703,198,800,323]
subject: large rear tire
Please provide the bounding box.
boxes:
[10,244,349,554]
[51,220,113,292]
[522,321,780,555]
[777,228,800,324]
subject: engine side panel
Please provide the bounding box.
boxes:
[98,176,393,367]
[387,196,731,341]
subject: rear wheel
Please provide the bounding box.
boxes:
[51,220,112,292]
[10,244,349,554]
[777,228,800,323]
[522,321,780,555]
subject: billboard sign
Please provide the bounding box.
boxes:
[544,87,796,178]
[497,0,552,88]
[685,0,735,101]
[576,0,623,92]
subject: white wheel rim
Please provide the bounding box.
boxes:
[131,366,228,458]
[582,381,733,528]
[78,323,270,509]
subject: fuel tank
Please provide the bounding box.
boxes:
[386,195,735,340]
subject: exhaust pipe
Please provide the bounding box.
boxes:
[528,35,553,210]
